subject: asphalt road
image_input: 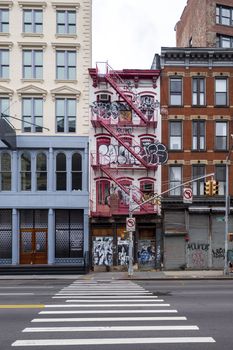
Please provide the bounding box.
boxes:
[0,278,232,349]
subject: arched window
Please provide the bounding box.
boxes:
[56,153,66,190]
[36,153,47,191]
[0,152,11,191]
[72,152,82,190]
[21,152,31,191]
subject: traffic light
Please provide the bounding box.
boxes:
[212,180,219,195]
[204,180,212,196]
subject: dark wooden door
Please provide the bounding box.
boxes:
[20,228,47,264]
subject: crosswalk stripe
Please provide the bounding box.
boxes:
[12,337,216,346]
[31,316,187,322]
[53,295,157,299]
[23,325,199,332]
[62,303,168,307]
[39,309,177,314]
[63,299,164,302]
[56,292,152,295]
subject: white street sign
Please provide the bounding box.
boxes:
[126,217,136,232]
[183,187,193,203]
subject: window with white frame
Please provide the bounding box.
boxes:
[169,77,182,105]
[215,165,226,195]
[22,98,43,133]
[56,50,76,80]
[0,49,9,79]
[192,165,205,196]
[192,77,205,106]
[56,98,76,133]
[215,121,227,150]
[0,152,11,191]
[56,10,76,34]
[23,9,43,33]
[192,120,205,151]
[23,50,43,79]
[215,77,228,106]
[169,166,182,196]
[169,121,182,150]
[0,9,9,32]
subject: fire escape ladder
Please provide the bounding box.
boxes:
[100,166,151,212]
[105,72,148,124]
[99,119,155,169]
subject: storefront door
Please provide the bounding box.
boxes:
[20,228,47,264]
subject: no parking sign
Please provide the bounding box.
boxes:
[183,187,193,203]
[126,217,136,232]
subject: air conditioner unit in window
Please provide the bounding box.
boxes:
[98,94,110,102]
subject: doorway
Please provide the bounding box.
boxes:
[20,228,47,264]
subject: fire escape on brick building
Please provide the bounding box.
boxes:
[89,62,168,218]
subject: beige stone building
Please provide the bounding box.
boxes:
[0,0,91,272]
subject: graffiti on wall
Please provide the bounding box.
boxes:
[212,248,224,259]
[138,240,156,267]
[98,141,168,166]
[187,242,208,269]
[93,237,113,266]
[117,238,129,265]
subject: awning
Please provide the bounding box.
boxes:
[0,117,16,150]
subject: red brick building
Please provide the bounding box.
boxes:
[176,0,233,48]
[154,47,233,270]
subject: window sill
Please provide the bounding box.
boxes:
[55,79,77,83]
[0,78,10,82]
[21,33,44,38]
[55,34,77,39]
[191,105,207,108]
[0,32,10,37]
[168,149,183,152]
[214,105,229,108]
[21,79,44,83]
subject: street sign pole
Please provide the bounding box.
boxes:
[128,185,134,277]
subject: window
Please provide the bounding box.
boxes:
[21,152,31,191]
[56,98,76,133]
[215,165,226,195]
[169,121,182,150]
[215,121,227,150]
[192,120,205,151]
[217,34,233,47]
[0,9,9,32]
[97,180,110,205]
[23,9,43,33]
[36,153,47,191]
[56,10,76,34]
[169,77,182,105]
[72,153,82,190]
[192,165,205,196]
[0,97,9,117]
[215,78,227,106]
[0,49,9,79]
[23,50,43,79]
[0,152,11,191]
[56,153,66,190]
[22,98,43,133]
[55,209,83,259]
[169,166,182,196]
[216,5,233,26]
[192,77,205,106]
[56,50,76,80]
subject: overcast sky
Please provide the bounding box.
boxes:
[92,0,187,69]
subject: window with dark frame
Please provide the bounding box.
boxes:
[192,120,205,151]
[192,165,205,196]
[216,34,233,47]
[72,153,82,191]
[169,120,182,150]
[169,166,182,196]
[215,165,226,195]
[23,9,43,33]
[56,10,76,34]
[0,152,11,191]
[216,5,233,26]
[36,153,47,191]
[21,152,31,191]
[56,153,67,191]
[169,77,182,106]
[215,77,228,106]
[215,121,227,150]
[192,77,205,106]
[0,9,9,32]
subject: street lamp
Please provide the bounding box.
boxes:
[224,138,233,275]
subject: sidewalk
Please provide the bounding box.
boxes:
[0,269,232,280]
